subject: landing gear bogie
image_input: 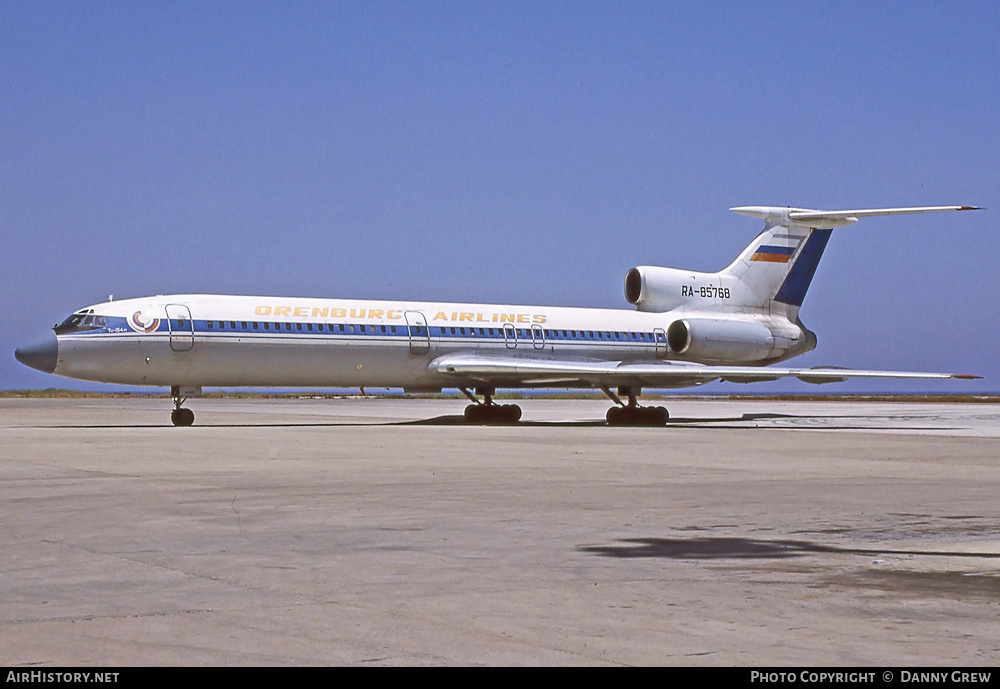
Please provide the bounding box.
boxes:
[459,387,522,424]
[606,405,668,426]
[464,403,521,424]
[602,385,669,427]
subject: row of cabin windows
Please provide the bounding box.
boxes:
[199,320,659,341]
[204,321,394,334]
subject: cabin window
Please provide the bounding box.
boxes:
[241,322,248,329]
[339,324,346,332]
[207,321,214,329]
[230,321,236,329]
[263,322,270,330]
[252,322,259,330]
[307,323,313,331]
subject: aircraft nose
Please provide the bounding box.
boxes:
[14,330,58,374]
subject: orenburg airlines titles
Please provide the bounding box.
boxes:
[252,304,548,324]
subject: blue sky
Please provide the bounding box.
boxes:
[3,1,998,393]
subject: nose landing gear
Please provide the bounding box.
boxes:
[170,385,195,427]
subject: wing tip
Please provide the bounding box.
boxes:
[951,374,983,380]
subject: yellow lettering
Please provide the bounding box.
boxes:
[350,308,366,318]
[274,306,291,317]
[367,309,384,319]
[255,305,272,316]
[311,307,329,318]
[459,312,474,322]
[476,313,489,322]
[331,308,347,318]
[516,314,529,323]
[294,307,308,317]
[532,314,547,324]
[451,312,458,321]
[387,310,402,319]
[433,312,449,321]
[499,314,516,323]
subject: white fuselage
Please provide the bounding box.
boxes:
[52,294,804,389]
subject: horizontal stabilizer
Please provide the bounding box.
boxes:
[731,205,980,228]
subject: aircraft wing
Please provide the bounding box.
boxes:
[430,354,979,388]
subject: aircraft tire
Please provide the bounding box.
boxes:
[171,408,195,427]
[464,404,481,422]
[503,404,522,423]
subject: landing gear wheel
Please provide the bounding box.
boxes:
[171,408,194,427]
[502,404,522,422]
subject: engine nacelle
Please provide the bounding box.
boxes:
[666,318,776,363]
[625,266,719,312]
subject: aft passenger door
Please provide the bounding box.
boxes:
[165,304,195,352]
[653,327,668,358]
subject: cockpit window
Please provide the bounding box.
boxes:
[54,310,106,334]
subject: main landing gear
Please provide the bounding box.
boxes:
[602,386,669,426]
[170,385,195,427]
[460,387,522,423]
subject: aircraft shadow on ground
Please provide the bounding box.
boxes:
[26,411,949,430]
[578,537,1000,560]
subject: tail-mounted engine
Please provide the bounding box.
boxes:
[625,266,718,312]
[665,318,817,364]
[666,318,775,362]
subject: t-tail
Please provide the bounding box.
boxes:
[722,205,980,317]
[626,205,979,318]
[623,205,979,363]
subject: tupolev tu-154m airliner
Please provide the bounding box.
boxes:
[15,204,981,426]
